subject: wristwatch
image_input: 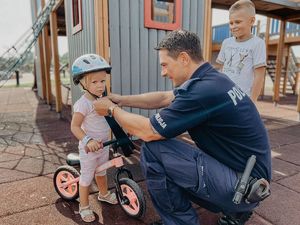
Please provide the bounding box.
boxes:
[107,105,118,117]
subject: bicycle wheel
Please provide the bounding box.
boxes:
[117,178,146,218]
[53,165,80,201]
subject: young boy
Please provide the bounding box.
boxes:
[216,0,266,103]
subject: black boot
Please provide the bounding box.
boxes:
[217,211,253,225]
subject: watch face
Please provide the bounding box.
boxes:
[108,106,114,117]
[107,108,112,117]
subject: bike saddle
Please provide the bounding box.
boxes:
[66,153,80,166]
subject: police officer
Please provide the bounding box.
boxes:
[93,30,271,225]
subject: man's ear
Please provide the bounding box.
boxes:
[249,16,255,26]
[179,52,190,66]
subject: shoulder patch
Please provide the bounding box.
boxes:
[175,78,201,94]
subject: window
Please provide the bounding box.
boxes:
[72,0,82,34]
[144,0,182,30]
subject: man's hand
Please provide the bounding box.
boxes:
[108,93,122,106]
[93,97,115,116]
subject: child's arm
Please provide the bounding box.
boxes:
[71,112,101,152]
[251,66,266,103]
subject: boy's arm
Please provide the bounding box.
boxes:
[251,66,266,103]
[216,39,226,72]
[108,91,174,109]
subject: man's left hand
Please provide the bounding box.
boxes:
[93,97,114,116]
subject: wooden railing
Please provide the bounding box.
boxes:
[212,19,300,44]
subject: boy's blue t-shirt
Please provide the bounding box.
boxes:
[150,62,271,180]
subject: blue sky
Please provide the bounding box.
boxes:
[0,0,68,56]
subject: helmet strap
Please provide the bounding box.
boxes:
[79,82,99,100]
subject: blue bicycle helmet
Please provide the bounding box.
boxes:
[71,54,111,85]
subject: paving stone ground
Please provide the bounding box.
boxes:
[0,87,300,225]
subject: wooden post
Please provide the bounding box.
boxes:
[273,20,286,103]
[203,0,212,62]
[42,24,52,105]
[50,10,62,113]
[15,70,20,86]
[38,0,47,99]
[296,62,300,120]
[261,17,271,98]
[283,46,290,95]
[94,0,110,93]
[295,63,300,95]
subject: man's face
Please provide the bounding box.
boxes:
[159,50,186,87]
[229,9,254,41]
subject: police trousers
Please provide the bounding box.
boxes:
[140,138,257,225]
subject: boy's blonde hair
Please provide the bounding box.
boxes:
[229,0,256,16]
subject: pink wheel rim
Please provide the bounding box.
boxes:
[56,171,78,198]
[120,184,140,215]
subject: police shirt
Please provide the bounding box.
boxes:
[150,62,271,180]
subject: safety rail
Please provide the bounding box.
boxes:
[212,23,258,44]
[212,19,300,44]
[0,0,55,88]
[269,19,300,37]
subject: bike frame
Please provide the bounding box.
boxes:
[57,139,135,203]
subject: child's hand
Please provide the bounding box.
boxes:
[86,139,103,153]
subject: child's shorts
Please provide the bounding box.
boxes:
[79,146,109,187]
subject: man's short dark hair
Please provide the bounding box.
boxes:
[155,30,203,62]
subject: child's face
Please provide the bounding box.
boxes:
[229,9,255,41]
[84,71,107,97]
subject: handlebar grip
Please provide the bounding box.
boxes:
[103,139,118,147]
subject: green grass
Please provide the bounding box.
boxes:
[1,83,33,88]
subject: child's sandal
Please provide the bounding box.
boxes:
[98,191,118,205]
[79,205,95,223]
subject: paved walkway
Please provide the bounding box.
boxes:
[0,87,300,225]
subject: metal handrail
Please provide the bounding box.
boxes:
[0,0,55,87]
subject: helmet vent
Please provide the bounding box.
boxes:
[83,59,90,64]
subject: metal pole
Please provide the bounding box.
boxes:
[15,70,20,86]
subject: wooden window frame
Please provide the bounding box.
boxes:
[144,0,182,31]
[71,0,82,34]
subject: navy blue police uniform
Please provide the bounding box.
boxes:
[140,62,271,225]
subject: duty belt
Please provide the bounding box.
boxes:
[233,155,271,205]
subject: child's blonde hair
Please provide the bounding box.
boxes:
[229,0,256,16]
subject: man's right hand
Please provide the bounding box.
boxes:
[108,93,122,106]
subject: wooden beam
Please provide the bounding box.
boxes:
[285,14,300,22]
[212,43,222,52]
[282,47,290,95]
[94,0,111,93]
[268,36,300,46]
[35,0,46,99]
[273,20,286,103]
[295,63,300,95]
[50,10,62,113]
[297,64,300,117]
[52,0,63,12]
[261,17,271,98]
[42,25,52,105]
[203,0,212,62]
